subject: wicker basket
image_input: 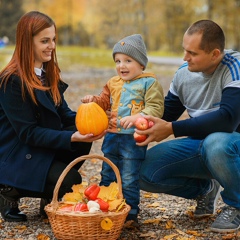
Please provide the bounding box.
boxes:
[45,154,131,240]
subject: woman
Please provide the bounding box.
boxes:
[0,11,105,222]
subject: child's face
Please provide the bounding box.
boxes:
[114,53,144,81]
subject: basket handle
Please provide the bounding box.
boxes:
[51,154,123,208]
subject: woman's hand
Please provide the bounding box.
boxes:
[71,130,106,142]
[135,115,173,146]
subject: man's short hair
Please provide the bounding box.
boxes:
[186,20,225,53]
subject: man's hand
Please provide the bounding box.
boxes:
[135,115,173,146]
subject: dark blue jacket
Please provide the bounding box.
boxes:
[0,75,76,192]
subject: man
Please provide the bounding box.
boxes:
[136,20,240,233]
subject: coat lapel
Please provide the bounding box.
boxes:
[35,90,57,112]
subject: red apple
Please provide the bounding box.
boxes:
[58,204,74,212]
[133,132,147,143]
[134,117,149,130]
[74,203,88,212]
[148,121,154,128]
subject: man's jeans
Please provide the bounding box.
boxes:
[101,133,147,215]
[139,132,240,208]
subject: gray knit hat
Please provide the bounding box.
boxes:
[112,34,148,70]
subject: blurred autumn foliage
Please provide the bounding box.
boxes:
[1,0,240,52]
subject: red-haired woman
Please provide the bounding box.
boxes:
[0,11,105,222]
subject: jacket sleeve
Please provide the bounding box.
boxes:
[90,83,111,111]
[0,76,74,150]
[172,87,240,139]
[162,90,186,121]
[141,80,165,118]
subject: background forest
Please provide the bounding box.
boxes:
[1,0,240,53]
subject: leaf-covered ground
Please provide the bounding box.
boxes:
[1,65,239,239]
[0,141,238,240]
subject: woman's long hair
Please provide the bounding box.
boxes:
[0,11,62,105]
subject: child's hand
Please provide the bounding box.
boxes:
[120,114,142,129]
[81,95,94,103]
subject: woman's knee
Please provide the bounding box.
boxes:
[58,168,82,197]
[48,161,82,197]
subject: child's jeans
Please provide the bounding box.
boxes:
[100,132,147,216]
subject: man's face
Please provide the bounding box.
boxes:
[182,32,216,75]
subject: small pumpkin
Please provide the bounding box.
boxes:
[76,102,108,136]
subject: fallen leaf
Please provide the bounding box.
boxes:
[139,232,157,238]
[147,202,160,207]
[186,230,202,236]
[143,218,161,224]
[37,233,51,240]
[15,225,27,230]
[187,206,195,210]
[186,210,194,218]
[222,233,239,239]
[12,225,27,234]
[157,207,167,211]
[175,229,185,235]
[143,194,152,198]
[164,233,178,239]
[20,204,29,209]
[165,220,174,229]
[91,158,99,163]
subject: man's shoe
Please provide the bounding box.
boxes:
[210,206,240,233]
[194,179,221,218]
[0,185,27,222]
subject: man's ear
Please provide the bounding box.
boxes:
[212,49,221,61]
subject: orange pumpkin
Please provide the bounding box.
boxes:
[75,102,108,136]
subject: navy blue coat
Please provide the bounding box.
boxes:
[0,75,77,192]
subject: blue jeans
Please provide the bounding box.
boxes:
[139,132,240,208]
[101,133,147,215]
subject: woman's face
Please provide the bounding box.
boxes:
[33,25,56,68]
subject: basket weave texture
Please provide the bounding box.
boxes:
[45,154,131,240]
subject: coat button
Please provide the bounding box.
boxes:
[26,154,32,159]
